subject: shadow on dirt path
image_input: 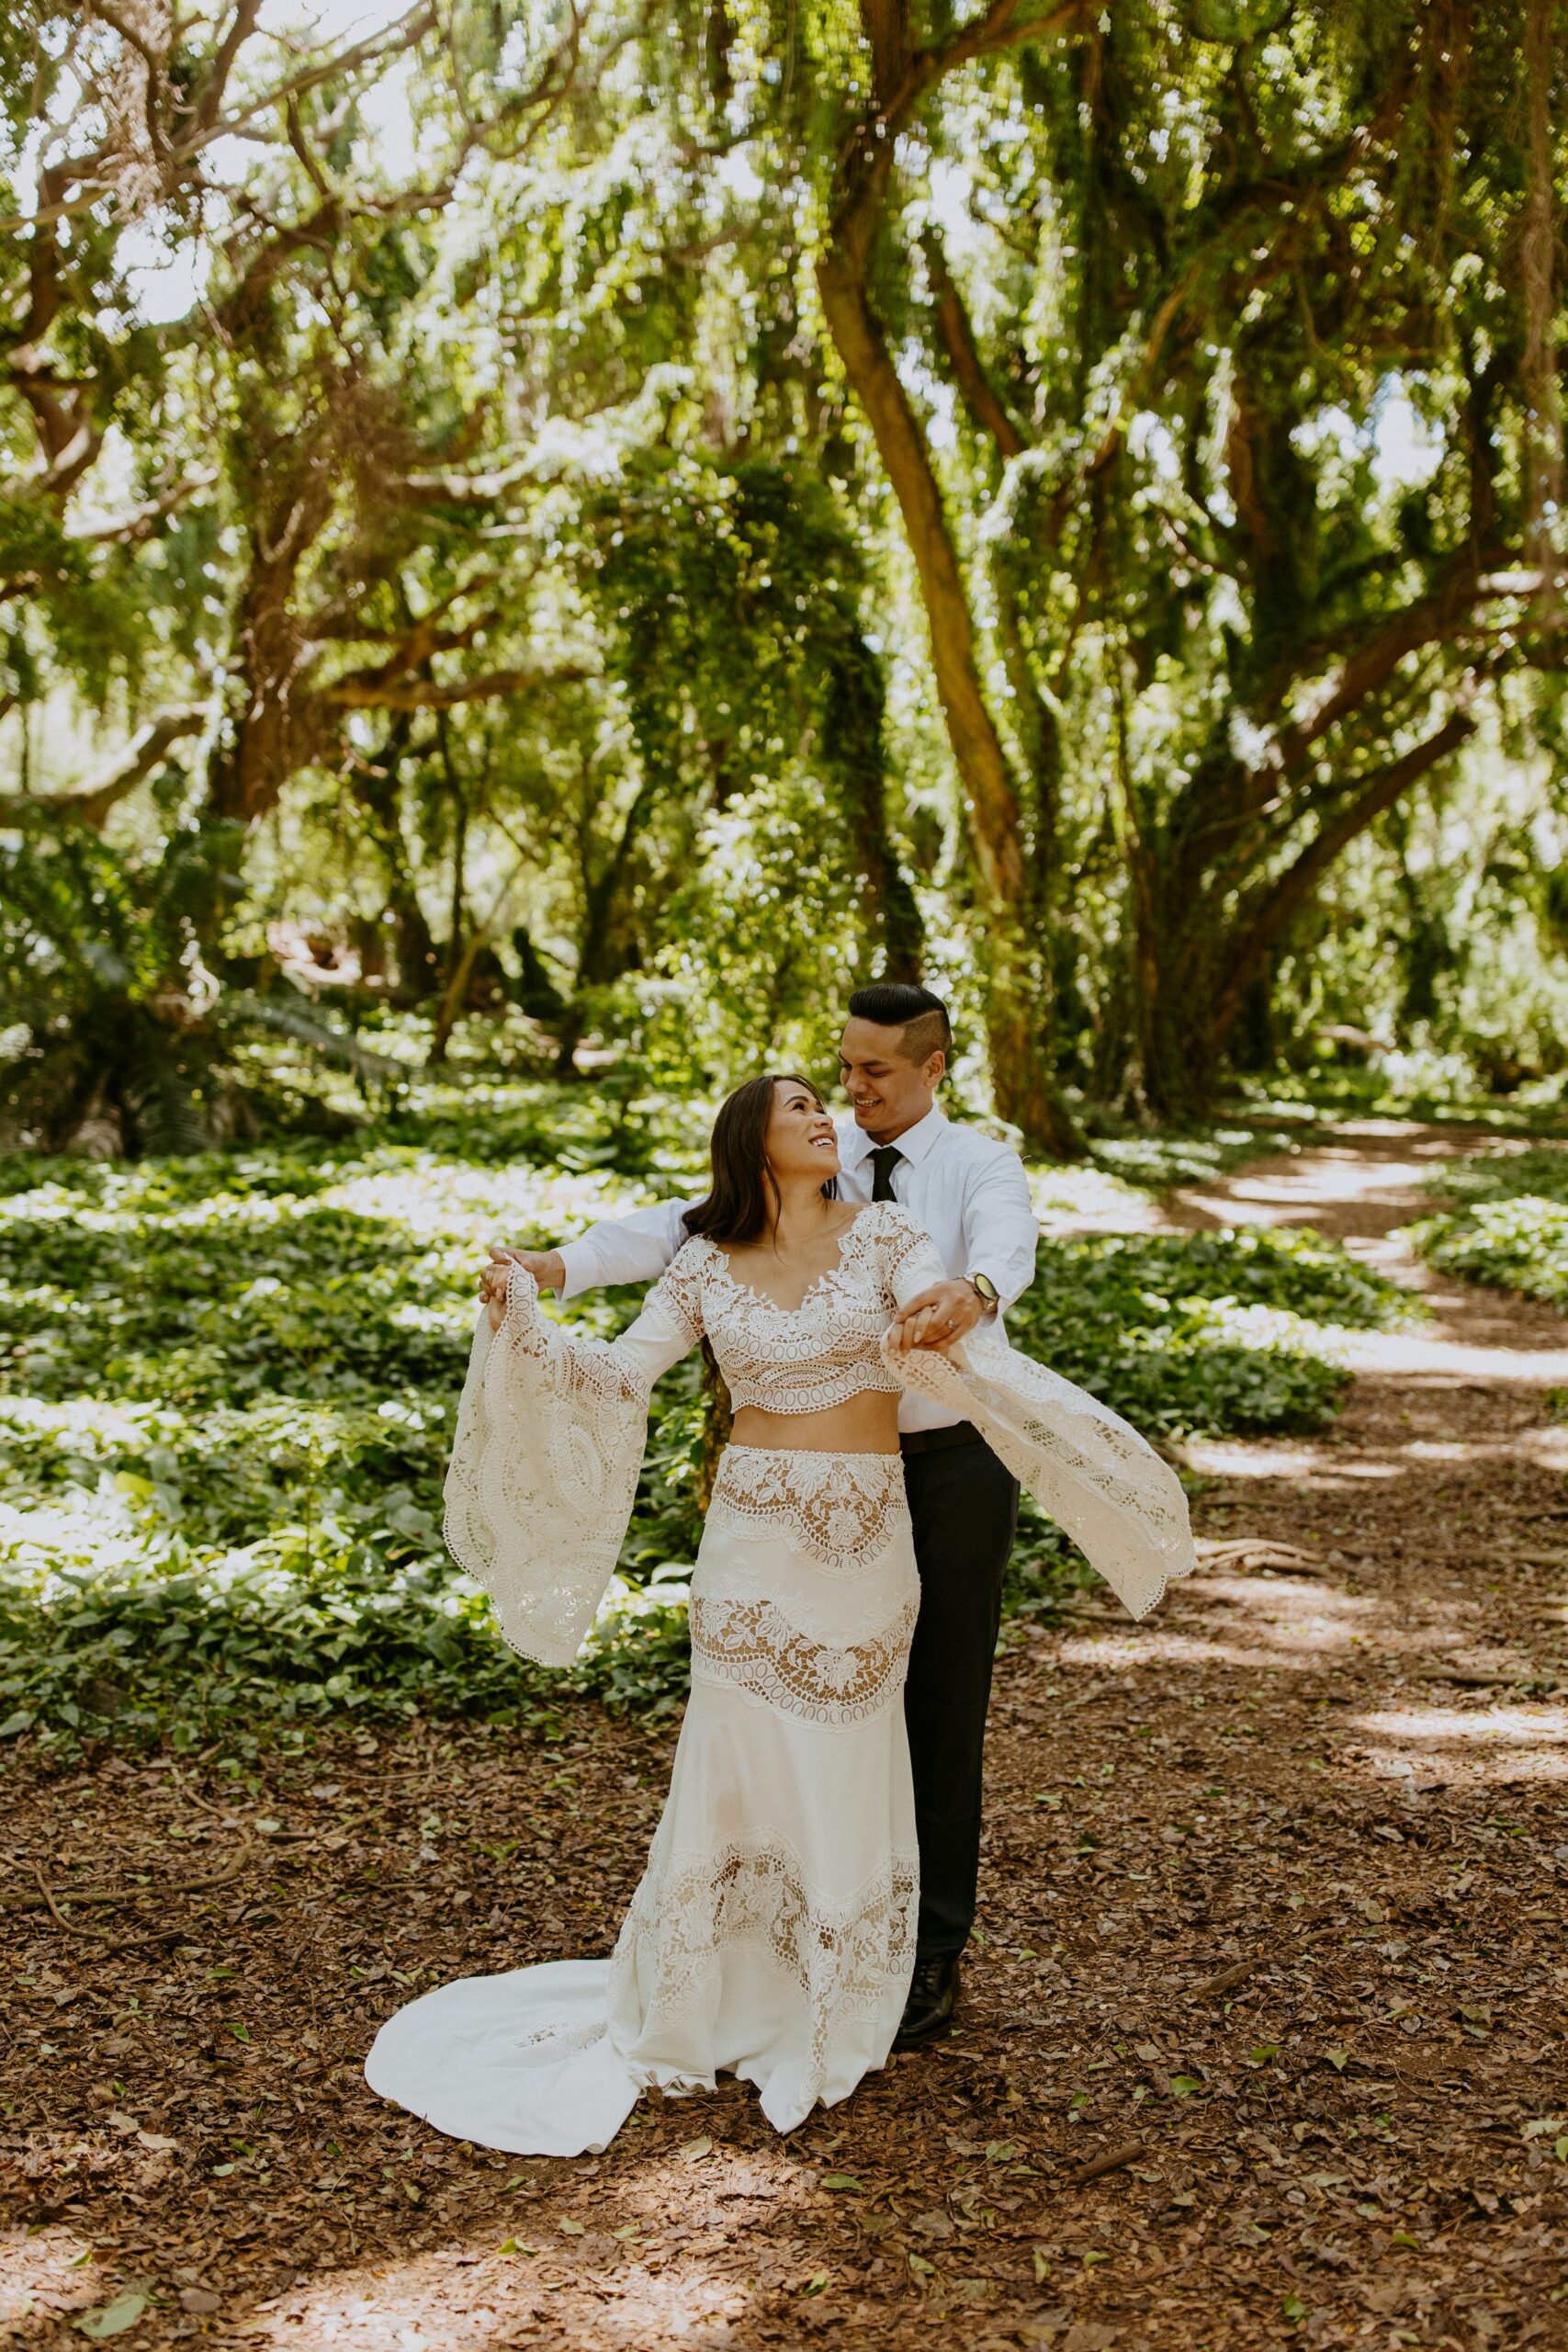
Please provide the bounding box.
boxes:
[3,1124,1566,2351]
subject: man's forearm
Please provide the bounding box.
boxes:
[555,1194,696,1300]
[965,1165,1040,1312]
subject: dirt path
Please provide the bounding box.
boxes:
[5,1125,1567,2352]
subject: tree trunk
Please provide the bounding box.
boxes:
[1137,711,1480,1113]
[822,634,925,982]
[347,718,443,1003]
[816,246,1083,1156]
[208,424,337,823]
[431,931,485,1064]
[1520,0,1565,628]
[434,715,468,1056]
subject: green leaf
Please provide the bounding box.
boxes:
[1282,2291,1307,2324]
[820,2173,863,2191]
[1168,2075,1204,2098]
[0,1709,33,1737]
[75,2293,149,2339]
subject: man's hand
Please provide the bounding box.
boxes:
[886,1278,987,1355]
[478,1245,566,1329]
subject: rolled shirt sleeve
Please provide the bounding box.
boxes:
[555,1194,697,1301]
[961,1148,1039,1312]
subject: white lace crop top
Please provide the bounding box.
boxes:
[649,1203,931,1414]
[446,1193,1195,1668]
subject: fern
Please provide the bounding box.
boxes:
[0,817,394,1157]
[216,991,400,1082]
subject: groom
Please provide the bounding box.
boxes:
[492,982,1039,2045]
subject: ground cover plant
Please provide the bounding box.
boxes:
[1405,1145,1568,1309]
[0,1084,1410,1762]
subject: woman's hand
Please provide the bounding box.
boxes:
[487,1243,566,1294]
[478,1260,510,1332]
[477,1246,555,1331]
[478,1244,565,1330]
[886,1280,983,1354]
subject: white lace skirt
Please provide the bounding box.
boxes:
[365,1445,919,2154]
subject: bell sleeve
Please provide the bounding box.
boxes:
[444,1254,705,1667]
[877,1216,1195,1621]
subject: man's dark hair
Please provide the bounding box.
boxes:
[846,982,952,1067]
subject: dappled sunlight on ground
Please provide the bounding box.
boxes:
[0,2229,107,2335]
[234,2142,818,2349]
[1352,1702,1568,1748]
[1026,1162,1164,1237]
[1339,1330,1568,1381]
[243,2238,755,2348]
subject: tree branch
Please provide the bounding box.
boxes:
[1211,706,1481,1046]
[922,228,1026,460]
[1270,561,1483,778]
[65,471,218,545]
[0,703,208,828]
[319,663,588,712]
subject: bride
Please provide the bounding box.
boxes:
[365,1073,1193,2156]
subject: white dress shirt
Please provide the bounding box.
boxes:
[555,1104,1040,1432]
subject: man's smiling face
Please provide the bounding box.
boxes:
[837,1015,944,1143]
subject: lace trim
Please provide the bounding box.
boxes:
[840,1202,930,1290]
[612,1834,916,2111]
[444,1265,650,1668]
[695,1210,879,1318]
[707,1445,909,1575]
[690,1592,918,1723]
[885,1318,1196,1620]
[511,2017,606,2053]
[649,1253,706,1346]
[674,1205,923,1417]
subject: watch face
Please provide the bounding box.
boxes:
[972,1272,999,1302]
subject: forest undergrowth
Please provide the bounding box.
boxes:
[0,1083,1410,1763]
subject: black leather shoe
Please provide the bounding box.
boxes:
[895,1954,959,2049]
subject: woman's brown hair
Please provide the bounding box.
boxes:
[682,1072,834,1248]
[683,1071,834,1506]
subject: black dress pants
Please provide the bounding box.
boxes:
[900,1429,1021,1961]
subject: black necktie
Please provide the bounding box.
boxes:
[869,1146,903,1202]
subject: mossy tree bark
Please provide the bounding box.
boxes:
[817,0,1088,1157]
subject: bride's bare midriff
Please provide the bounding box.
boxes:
[729,1389,902,1456]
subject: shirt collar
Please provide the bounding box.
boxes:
[839,1102,947,1169]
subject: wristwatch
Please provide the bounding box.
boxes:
[968,1271,1000,1310]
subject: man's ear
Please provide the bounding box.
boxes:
[925,1050,947,1088]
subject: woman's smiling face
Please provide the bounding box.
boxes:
[763,1079,840,1182]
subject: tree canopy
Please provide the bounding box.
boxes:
[3,0,1566,1151]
